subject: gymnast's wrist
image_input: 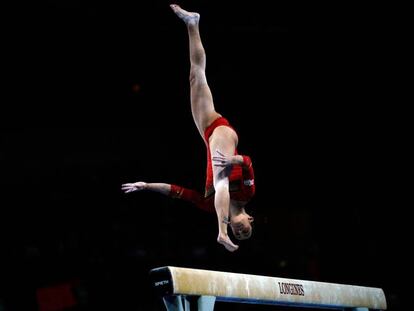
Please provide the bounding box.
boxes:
[137,182,148,190]
[233,155,244,165]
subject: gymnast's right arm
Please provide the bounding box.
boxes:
[121,181,170,195]
[121,182,209,211]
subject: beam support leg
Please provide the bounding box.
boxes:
[197,295,216,311]
[163,295,216,311]
[163,295,185,311]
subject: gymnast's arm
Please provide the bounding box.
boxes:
[212,150,253,169]
[121,182,208,210]
[121,181,170,195]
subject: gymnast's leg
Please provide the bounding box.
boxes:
[170,4,221,140]
[170,4,239,252]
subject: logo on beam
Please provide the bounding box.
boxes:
[278,282,305,296]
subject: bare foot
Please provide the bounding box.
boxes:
[217,234,239,252]
[170,4,200,25]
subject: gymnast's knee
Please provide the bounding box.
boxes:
[189,66,206,86]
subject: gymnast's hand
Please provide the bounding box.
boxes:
[212,149,240,167]
[121,181,147,193]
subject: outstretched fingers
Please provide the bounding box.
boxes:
[217,234,239,252]
[121,184,135,193]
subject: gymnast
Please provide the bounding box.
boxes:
[122,4,255,252]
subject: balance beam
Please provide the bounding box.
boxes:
[150,266,386,311]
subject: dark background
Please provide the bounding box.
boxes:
[1,1,406,310]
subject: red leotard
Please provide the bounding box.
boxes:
[169,117,255,213]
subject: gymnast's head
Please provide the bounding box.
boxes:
[230,205,254,240]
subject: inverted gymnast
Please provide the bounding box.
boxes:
[122,4,255,252]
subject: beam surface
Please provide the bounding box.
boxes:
[150,266,386,310]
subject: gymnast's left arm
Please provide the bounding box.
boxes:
[212,150,252,168]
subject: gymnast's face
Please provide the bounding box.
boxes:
[230,213,254,240]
